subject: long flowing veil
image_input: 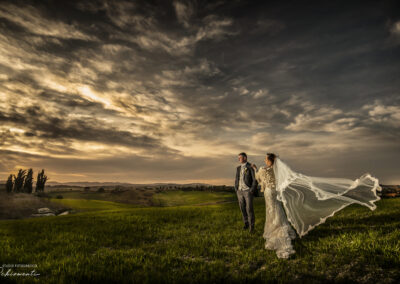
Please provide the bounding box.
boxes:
[273,157,382,238]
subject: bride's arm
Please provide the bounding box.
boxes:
[251,164,262,183]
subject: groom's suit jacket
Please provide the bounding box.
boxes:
[235,162,258,193]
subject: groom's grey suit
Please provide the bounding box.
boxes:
[235,162,258,229]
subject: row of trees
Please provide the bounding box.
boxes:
[156,185,235,192]
[5,168,48,193]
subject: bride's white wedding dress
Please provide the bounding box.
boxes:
[255,157,382,259]
[256,164,297,258]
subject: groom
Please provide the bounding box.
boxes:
[235,152,258,232]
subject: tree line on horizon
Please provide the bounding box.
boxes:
[5,168,48,193]
[156,184,235,192]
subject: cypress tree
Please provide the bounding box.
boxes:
[36,169,48,192]
[6,174,13,193]
[13,169,26,193]
[23,168,33,193]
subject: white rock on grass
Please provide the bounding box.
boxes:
[38,208,54,214]
[30,208,71,218]
[31,213,56,217]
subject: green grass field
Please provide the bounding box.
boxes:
[152,190,236,206]
[44,189,157,207]
[0,191,399,283]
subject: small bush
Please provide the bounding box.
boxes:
[111,186,124,194]
[56,195,63,199]
[35,191,50,198]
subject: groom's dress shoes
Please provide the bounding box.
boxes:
[243,224,249,230]
[249,225,255,233]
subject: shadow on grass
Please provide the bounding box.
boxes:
[306,211,400,239]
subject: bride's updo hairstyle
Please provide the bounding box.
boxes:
[266,152,277,165]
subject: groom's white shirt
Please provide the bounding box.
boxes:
[238,162,250,191]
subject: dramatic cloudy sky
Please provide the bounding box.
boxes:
[0,0,399,185]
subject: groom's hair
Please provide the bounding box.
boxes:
[238,152,247,158]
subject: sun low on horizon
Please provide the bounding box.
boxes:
[1,0,399,185]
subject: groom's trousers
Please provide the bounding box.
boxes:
[236,189,255,227]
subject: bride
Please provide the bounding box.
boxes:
[251,153,382,259]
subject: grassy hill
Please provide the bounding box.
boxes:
[0,192,73,220]
[45,188,158,207]
[0,192,399,283]
[152,190,236,206]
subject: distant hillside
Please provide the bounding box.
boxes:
[380,184,400,198]
[0,180,215,188]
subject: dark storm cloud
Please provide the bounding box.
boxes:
[0,0,399,184]
[0,104,173,152]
